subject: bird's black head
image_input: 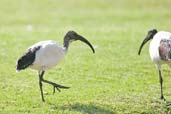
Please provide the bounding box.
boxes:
[138,29,158,55]
[147,29,158,38]
[64,31,95,53]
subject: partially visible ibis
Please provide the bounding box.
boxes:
[138,29,171,101]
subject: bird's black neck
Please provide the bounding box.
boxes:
[63,36,70,51]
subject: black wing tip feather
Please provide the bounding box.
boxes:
[16,54,33,71]
[16,46,41,71]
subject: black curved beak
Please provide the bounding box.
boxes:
[75,34,95,53]
[138,33,152,55]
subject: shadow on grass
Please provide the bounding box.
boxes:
[59,103,115,114]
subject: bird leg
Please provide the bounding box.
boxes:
[41,78,70,93]
[158,69,166,101]
[38,70,69,102]
[39,71,45,102]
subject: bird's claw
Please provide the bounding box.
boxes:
[53,86,61,94]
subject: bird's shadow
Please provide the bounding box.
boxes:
[59,103,115,114]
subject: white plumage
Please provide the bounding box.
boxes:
[29,40,66,71]
[138,29,171,101]
[16,31,95,102]
[149,31,171,64]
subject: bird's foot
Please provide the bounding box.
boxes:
[52,83,70,94]
[41,79,70,94]
[161,95,166,102]
[53,86,61,94]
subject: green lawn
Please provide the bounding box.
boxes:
[1,0,171,113]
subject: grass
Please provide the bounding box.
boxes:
[1,0,171,113]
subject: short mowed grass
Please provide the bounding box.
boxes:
[1,0,171,113]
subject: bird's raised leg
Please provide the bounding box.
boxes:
[39,71,45,102]
[41,78,70,93]
[157,65,166,101]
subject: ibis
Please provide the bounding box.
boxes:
[16,31,95,102]
[138,29,171,101]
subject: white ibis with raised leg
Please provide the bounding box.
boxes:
[16,31,95,102]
